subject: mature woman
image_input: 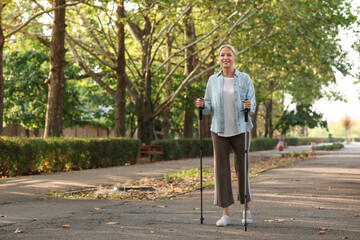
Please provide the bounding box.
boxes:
[195,44,256,227]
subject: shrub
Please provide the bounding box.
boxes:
[0,137,140,177]
[315,143,344,151]
[285,137,345,146]
[151,138,213,160]
[152,137,277,160]
[250,137,278,151]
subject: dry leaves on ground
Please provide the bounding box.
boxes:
[57,153,313,201]
[14,228,23,233]
[264,219,286,223]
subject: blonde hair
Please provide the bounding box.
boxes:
[218,44,237,57]
[218,44,237,68]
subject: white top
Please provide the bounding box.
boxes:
[217,77,239,137]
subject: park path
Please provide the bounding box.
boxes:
[0,143,359,239]
[0,144,309,203]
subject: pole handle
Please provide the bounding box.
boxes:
[198,97,204,120]
[244,98,249,122]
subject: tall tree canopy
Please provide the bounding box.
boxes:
[0,0,358,142]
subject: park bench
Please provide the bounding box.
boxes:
[138,145,164,163]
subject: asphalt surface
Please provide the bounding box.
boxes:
[0,143,359,239]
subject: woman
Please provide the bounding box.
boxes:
[195,44,256,227]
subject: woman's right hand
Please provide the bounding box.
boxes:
[195,98,204,108]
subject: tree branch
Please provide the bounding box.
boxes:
[151,2,269,119]
[5,3,79,39]
[66,33,116,98]
[74,4,114,62]
[3,23,50,48]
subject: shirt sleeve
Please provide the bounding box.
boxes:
[246,74,256,114]
[202,77,213,115]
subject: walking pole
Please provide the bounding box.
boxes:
[243,101,249,231]
[198,98,204,224]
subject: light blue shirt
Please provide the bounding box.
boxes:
[202,69,256,134]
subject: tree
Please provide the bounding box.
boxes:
[274,104,328,138]
[66,1,271,143]
[3,49,83,136]
[1,0,78,136]
[0,2,4,135]
[43,0,67,138]
[235,0,356,138]
[341,114,355,143]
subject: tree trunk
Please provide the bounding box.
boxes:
[163,35,173,139]
[44,0,66,138]
[136,16,154,144]
[264,98,273,138]
[183,7,196,138]
[251,104,259,138]
[0,4,4,135]
[34,128,40,137]
[115,1,126,137]
[264,80,274,138]
[137,100,154,144]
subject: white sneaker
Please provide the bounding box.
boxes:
[216,215,230,227]
[242,211,253,224]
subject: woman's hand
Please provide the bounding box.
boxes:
[196,98,204,108]
[242,100,251,110]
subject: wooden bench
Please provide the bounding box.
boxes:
[138,145,164,163]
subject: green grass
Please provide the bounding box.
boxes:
[315,143,344,151]
[164,168,212,181]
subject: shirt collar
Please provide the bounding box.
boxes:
[216,69,240,78]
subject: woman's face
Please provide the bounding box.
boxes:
[219,47,236,70]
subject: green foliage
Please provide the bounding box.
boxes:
[249,137,278,151]
[275,104,328,135]
[3,50,83,129]
[285,137,344,146]
[151,138,213,160]
[315,143,344,151]
[165,168,212,181]
[1,0,358,143]
[152,137,278,160]
[0,137,140,177]
[281,151,315,158]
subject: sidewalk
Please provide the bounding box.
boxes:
[0,145,312,203]
[0,143,359,239]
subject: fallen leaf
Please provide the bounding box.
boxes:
[33,218,39,221]
[62,224,71,228]
[264,219,286,223]
[94,207,103,210]
[14,228,23,233]
[157,205,167,208]
[106,222,121,225]
[0,215,7,218]
[318,230,326,235]
[317,207,324,210]
[193,207,200,210]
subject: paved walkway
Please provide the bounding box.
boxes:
[0,145,311,203]
[0,143,359,239]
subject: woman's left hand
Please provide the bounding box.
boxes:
[242,100,251,110]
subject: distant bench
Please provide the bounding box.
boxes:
[138,145,164,163]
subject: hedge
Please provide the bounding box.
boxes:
[152,137,278,161]
[285,137,345,146]
[315,143,344,151]
[0,137,140,177]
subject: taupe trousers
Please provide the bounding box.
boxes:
[212,131,251,208]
